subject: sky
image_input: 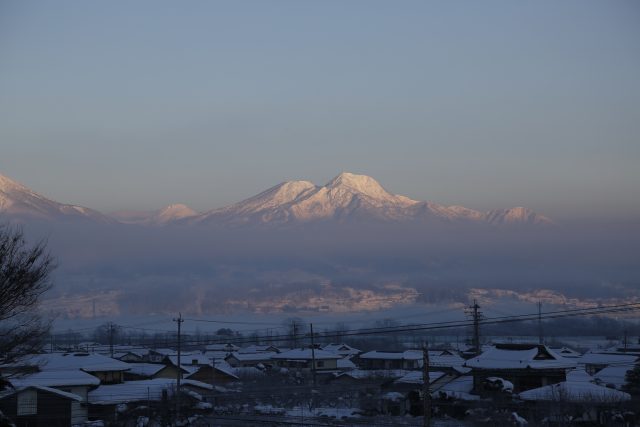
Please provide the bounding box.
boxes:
[1,0,639,220]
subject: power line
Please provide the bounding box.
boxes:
[44,302,640,354]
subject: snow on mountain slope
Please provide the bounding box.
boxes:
[195,180,318,224]
[485,207,554,226]
[1,171,554,227]
[190,172,553,227]
[0,173,111,223]
[148,204,198,224]
[193,172,421,225]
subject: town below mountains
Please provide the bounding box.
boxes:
[0,172,553,227]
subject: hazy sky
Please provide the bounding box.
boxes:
[1,0,639,220]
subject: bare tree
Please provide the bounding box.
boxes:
[0,226,55,371]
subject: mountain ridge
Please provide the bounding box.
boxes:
[0,171,554,227]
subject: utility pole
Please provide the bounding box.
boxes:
[173,312,184,422]
[466,300,482,356]
[310,323,317,388]
[537,301,544,345]
[211,356,216,386]
[422,342,431,427]
[107,322,115,358]
[147,386,151,422]
[293,321,298,348]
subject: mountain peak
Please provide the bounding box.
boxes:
[0,171,111,223]
[325,172,392,200]
[150,204,198,224]
[0,173,30,193]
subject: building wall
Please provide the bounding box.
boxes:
[0,389,73,427]
[58,386,89,425]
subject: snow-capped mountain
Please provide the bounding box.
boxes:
[189,172,553,226]
[0,173,111,223]
[110,204,199,225]
[0,171,553,227]
[146,204,198,225]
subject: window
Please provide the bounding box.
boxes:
[317,361,324,368]
[17,390,37,416]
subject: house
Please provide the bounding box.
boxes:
[161,353,240,384]
[270,348,340,371]
[4,352,129,425]
[0,385,84,427]
[123,363,184,381]
[7,369,99,426]
[578,352,638,375]
[322,343,361,358]
[330,369,412,386]
[431,375,478,401]
[225,352,276,368]
[88,378,213,421]
[204,343,240,352]
[337,357,357,371]
[12,353,131,384]
[519,377,631,402]
[465,343,576,394]
[428,350,466,373]
[147,348,183,363]
[184,362,240,385]
[593,364,635,389]
[114,348,148,363]
[393,371,447,389]
[239,345,281,354]
[358,350,423,370]
[550,346,582,359]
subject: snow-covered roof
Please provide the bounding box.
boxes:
[551,347,582,358]
[179,361,239,380]
[226,352,276,362]
[578,352,637,366]
[394,371,445,385]
[429,352,465,368]
[29,352,131,373]
[205,344,240,351]
[124,363,168,377]
[337,358,357,370]
[88,379,212,405]
[431,375,478,401]
[465,344,576,370]
[239,345,281,354]
[0,385,83,402]
[322,343,361,356]
[333,369,412,380]
[114,348,148,358]
[8,353,131,388]
[519,380,631,402]
[9,369,101,388]
[271,348,339,361]
[203,350,231,360]
[594,365,633,389]
[232,366,265,376]
[566,368,595,383]
[359,350,422,361]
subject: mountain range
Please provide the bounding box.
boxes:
[0,172,553,227]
